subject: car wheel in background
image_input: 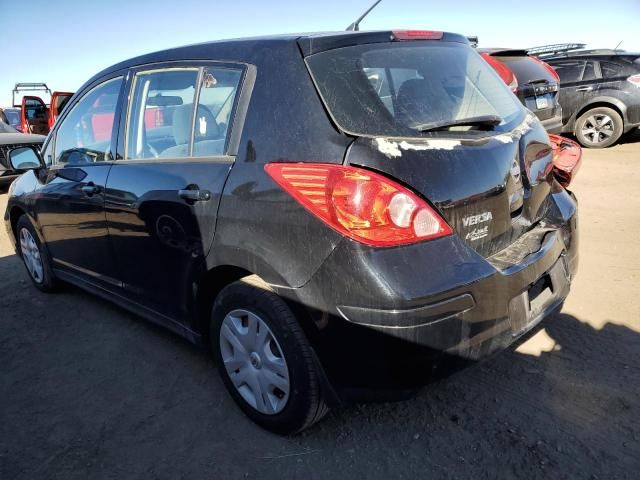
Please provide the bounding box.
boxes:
[211,275,328,434]
[16,215,57,292]
[575,107,623,148]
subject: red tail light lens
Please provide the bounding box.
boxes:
[529,55,560,82]
[480,53,518,94]
[627,74,640,87]
[264,163,452,247]
[392,30,443,41]
[548,134,582,188]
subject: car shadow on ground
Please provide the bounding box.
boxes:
[619,128,640,145]
[0,252,638,480]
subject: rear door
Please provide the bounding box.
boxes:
[34,75,124,285]
[306,40,554,258]
[549,59,597,123]
[105,63,247,322]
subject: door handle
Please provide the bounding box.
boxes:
[81,183,99,195]
[178,189,211,202]
[576,86,593,92]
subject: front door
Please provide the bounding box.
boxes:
[105,65,245,322]
[35,76,124,286]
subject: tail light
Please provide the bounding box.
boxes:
[529,55,560,82]
[480,53,518,94]
[264,163,452,247]
[548,134,582,188]
[627,74,640,87]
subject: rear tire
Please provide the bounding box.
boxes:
[574,107,623,148]
[210,275,328,434]
[16,215,57,292]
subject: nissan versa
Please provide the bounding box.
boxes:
[4,30,579,434]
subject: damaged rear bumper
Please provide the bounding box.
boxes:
[284,189,578,393]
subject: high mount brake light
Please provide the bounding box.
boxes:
[627,74,640,87]
[529,55,560,82]
[392,30,443,41]
[264,163,453,247]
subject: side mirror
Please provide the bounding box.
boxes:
[8,146,45,172]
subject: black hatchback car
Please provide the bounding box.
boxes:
[4,31,578,434]
[534,48,640,148]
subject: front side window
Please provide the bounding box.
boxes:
[54,77,122,165]
[306,42,524,138]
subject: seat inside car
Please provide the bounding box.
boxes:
[160,104,224,157]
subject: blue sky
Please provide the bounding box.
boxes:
[2,0,639,106]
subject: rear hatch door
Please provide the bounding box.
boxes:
[305,37,555,258]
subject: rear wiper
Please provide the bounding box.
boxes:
[413,115,503,132]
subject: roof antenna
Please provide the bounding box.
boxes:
[346,0,382,31]
[613,40,623,51]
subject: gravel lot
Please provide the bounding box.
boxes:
[1,133,639,479]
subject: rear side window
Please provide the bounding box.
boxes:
[54,77,122,165]
[550,60,585,83]
[125,67,242,160]
[306,42,524,138]
[601,61,624,79]
[193,68,242,157]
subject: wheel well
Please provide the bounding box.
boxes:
[574,102,624,131]
[194,265,253,340]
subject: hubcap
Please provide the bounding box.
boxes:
[581,114,614,144]
[219,309,290,415]
[19,228,44,284]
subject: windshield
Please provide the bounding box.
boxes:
[306,42,525,138]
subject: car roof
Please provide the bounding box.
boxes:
[542,50,640,61]
[81,30,470,91]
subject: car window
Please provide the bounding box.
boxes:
[600,61,623,79]
[551,60,585,83]
[54,77,122,165]
[582,62,597,81]
[306,42,524,137]
[193,67,243,157]
[125,68,199,159]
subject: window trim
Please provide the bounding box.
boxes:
[116,60,252,163]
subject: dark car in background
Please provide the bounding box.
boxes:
[479,49,562,133]
[0,107,22,131]
[4,31,578,434]
[530,45,640,148]
[0,122,44,189]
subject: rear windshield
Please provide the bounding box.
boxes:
[491,55,558,85]
[306,42,525,138]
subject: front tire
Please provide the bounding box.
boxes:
[211,275,328,434]
[574,107,623,148]
[16,215,57,292]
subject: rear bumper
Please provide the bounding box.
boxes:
[284,189,578,394]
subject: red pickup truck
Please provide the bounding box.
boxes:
[12,83,74,135]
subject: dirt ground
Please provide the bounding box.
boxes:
[1,133,639,480]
